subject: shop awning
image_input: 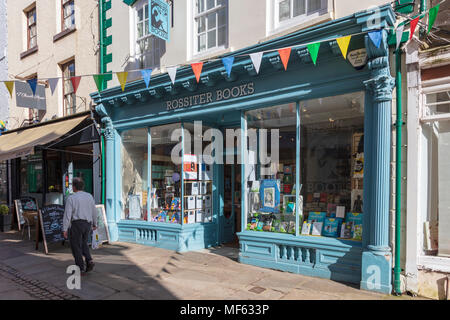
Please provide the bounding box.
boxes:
[0,115,89,161]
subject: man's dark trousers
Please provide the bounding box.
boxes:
[69,220,92,271]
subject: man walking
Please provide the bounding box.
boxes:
[63,177,98,273]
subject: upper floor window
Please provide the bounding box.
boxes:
[62,0,75,31]
[273,0,327,32]
[134,0,165,69]
[194,0,228,54]
[61,60,76,116]
[26,7,37,49]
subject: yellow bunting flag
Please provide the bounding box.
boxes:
[336,35,352,59]
[116,72,128,92]
[4,81,14,98]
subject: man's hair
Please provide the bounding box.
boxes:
[73,177,85,191]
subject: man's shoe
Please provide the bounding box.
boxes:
[85,261,95,272]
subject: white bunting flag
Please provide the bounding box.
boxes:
[250,52,263,74]
[396,24,404,51]
[167,66,178,85]
[47,78,59,95]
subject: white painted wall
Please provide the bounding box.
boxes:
[0,0,8,123]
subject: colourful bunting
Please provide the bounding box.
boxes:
[93,74,104,92]
[250,52,263,74]
[3,81,14,98]
[336,36,352,59]
[70,76,81,94]
[116,72,128,91]
[222,57,234,77]
[278,48,291,70]
[307,42,321,65]
[167,66,177,84]
[368,30,382,48]
[428,4,440,34]
[27,79,37,96]
[191,62,203,83]
[47,78,59,95]
[409,16,420,40]
[396,24,404,51]
[141,69,152,88]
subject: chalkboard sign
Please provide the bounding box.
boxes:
[39,204,65,254]
[20,197,38,211]
[14,200,25,230]
[94,205,110,244]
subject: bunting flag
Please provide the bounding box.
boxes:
[191,62,203,83]
[278,48,291,70]
[47,78,59,95]
[167,66,177,84]
[336,35,352,59]
[27,79,38,96]
[409,16,420,40]
[250,52,263,74]
[368,30,382,48]
[116,72,128,91]
[396,24,404,51]
[141,69,152,88]
[222,57,234,77]
[93,74,104,92]
[307,42,321,65]
[70,76,81,94]
[4,81,14,98]
[428,4,440,34]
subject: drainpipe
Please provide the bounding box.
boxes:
[394,48,403,296]
[99,0,106,204]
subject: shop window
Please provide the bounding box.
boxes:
[20,153,43,195]
[121,128,149,220]
[0,161,7,205]
[134,0,165,69]
[272,0,328,33]
[26,6,37,50]
[61,0,75,31]
[423,90,450,117]
[245,103,298,234]
[300,92,364,240]
[194,0,228,55]
[149,123,182,224]
[61,60,76,116]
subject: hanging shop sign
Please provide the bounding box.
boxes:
[149,0,170,42]
[347,49,368,70]
[15,81,46,110]
[166,82,255,111]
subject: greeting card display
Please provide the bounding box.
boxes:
[259,179,280,213]
[322,218,343,238]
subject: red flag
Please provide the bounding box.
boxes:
[70,76,81,94]
[191,62,203,83]
[409,16,420,40]
[278,48,291,71]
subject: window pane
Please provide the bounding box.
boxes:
[144,4,149,19]
[426,91,450,115]
[218,8,226,26]
[207,30,216,49]
[207,12,216,30]
[29,37,36,48]
[207,0,215,10]
[197,0,205,14]
[279,0,291,22]
[150,124,182,224]
[197,16,206,33]
[198,34,206,52]
[29,25,36,37]
[307,0,322,12]
[137,22,143,38]
[293,0,306,16]
[121,128,149,221]
[145,20,149,35]
[218,26,226,46]
[138,8,143,22]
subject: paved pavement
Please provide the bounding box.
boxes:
[0,230,424,300]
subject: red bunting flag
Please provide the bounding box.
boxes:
[70,76,81,94]
[278,48,291,71]
[409,16,420,40]
[191,62,203,83]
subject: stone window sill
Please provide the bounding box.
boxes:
[20,46,38,60]
[53,27,76,43]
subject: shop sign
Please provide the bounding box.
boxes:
[347,49,368,69]
[149,0,170,42]
[166,82,255,111]
[15,81,46,110]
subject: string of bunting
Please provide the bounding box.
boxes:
[0,1,444,99]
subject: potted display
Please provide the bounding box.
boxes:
[0,204,12,232]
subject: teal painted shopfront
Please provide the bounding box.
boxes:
[91,5,396,294]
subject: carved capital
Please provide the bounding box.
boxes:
[364,74,395,102]
[102,117,114,141]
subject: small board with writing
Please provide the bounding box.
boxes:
[39,204,65,254]
[14,200,25,230]
[94,205,110,244]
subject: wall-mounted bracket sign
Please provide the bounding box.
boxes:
[347,49,368,70]
[166,82,255,111]
[150,0,170,42]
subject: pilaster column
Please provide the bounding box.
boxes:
[96,104,119,242]
[360,29,395,294]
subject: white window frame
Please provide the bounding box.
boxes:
[269,0,329,35]
[192,0,228,58]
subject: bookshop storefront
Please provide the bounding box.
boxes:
[92,6,396,294]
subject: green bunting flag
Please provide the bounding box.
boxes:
[428,4,440,34]
[93,74,104,92]
[307,42,321,65]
